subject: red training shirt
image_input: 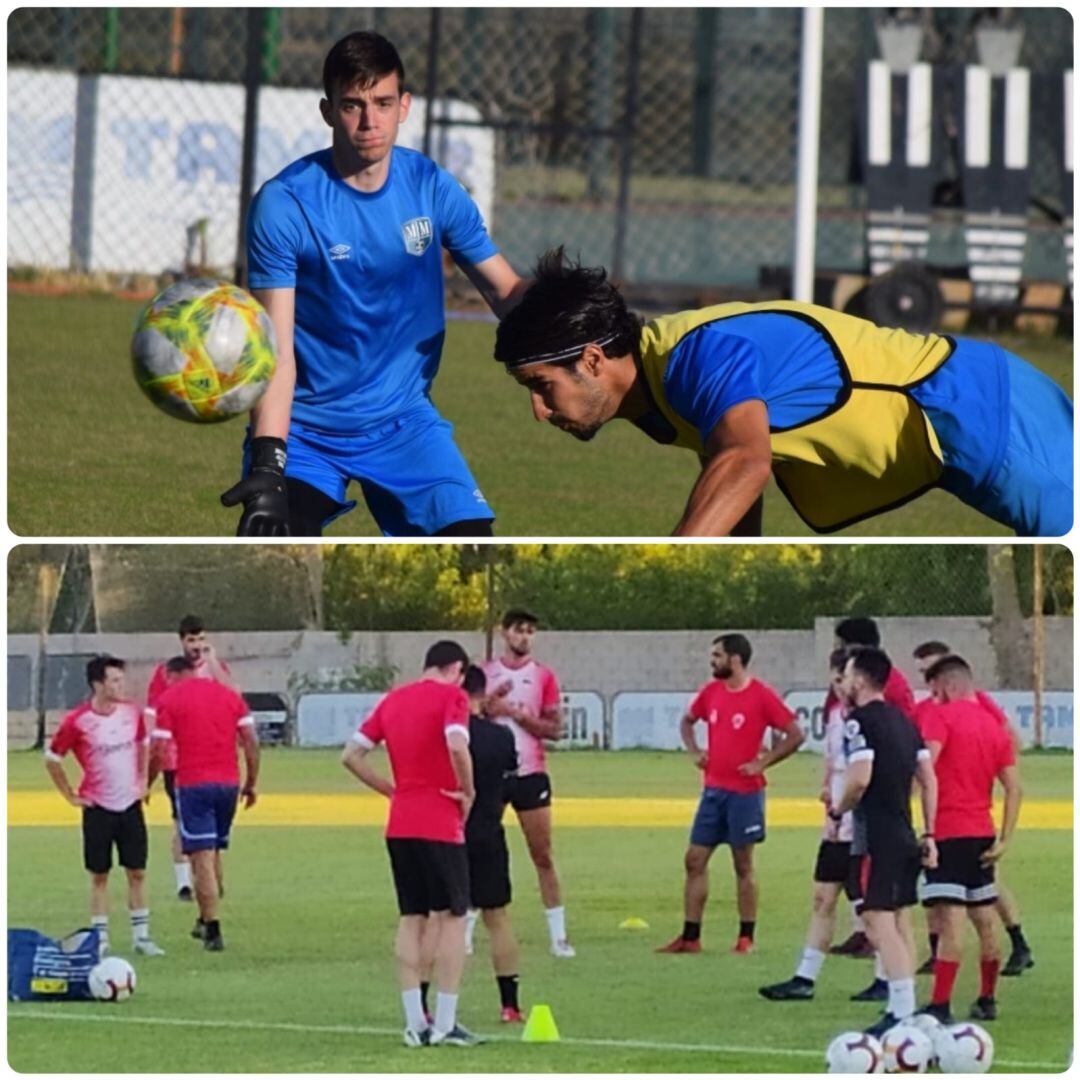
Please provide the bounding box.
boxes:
[688,678,795,793]
[152,678,254,788]
[354,678,471,844]
[920,698,1016,839]
[145,657,232,772]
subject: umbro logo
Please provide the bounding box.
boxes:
[329,243,351,261]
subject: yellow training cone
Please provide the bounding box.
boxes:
[522,1004,560,1042]
[619,917,649,930]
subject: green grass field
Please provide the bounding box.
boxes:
[8,290,1073,536]
[7,749,1073,1072]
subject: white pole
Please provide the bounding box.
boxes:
[793,7,825,303]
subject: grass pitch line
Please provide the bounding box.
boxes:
[6,1009,1063,1070]
[8,793,1073,828]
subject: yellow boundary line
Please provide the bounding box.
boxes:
[6,793,1073,828]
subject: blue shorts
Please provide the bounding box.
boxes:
[689,787,766,849]
[244,399,495,536]
[176,783,239,854]
[925,340,1073,536]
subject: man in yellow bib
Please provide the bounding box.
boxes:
[493,250,1072,536]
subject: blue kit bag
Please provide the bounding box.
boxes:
[7,927,101,1001]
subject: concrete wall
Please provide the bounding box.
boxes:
[8,616,1072,748]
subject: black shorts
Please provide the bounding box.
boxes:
[386,838,470,917]
[505,772,552,813]
[850,843,921,913]
[82,802,148,874]
[920,837,998,906]
[466,825,512,910]
[814,840,858,900]
[163,770,178,821]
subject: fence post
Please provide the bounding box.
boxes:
[422,9,443,160]
[692,8,718,177]
[1032,544,1044,748]
[612,9,644,282]
[236,8,266,286]
[103,8,120,73]
[585,9,615,200]
[793,7,825,303]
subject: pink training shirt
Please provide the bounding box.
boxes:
[145,657,232,772]
[46,700,147,812]
[481,657,561,777]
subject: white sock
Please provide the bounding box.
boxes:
[91,915,109,944]
[888,977,915,1020]
[545,905,567,945]
[874,952,886,981]
[129,908,149,942]
[434,991,458,1034]
[853,911,865,932]
[174,862,191,891]
[401,988,427,1032]
[795,946,826,982]
[464,909,479,950]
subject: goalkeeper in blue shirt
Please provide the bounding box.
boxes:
[222,31,527,536]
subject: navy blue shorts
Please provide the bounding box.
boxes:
[176,783,239,854]
[243,400,495,536]
[689,787,766,848]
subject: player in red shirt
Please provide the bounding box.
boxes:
[827,617,915,960]
[341,640,481,1049]
[150,656,259,952]
[916,655,1022,1024]
[481,610,572,957]
[146,614,235,902]
[912,641,1033,978]
[658,633,804,955]
[44,656,164,960]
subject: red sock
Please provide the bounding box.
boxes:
[931,958,960,1006]
[980,958,1000,999]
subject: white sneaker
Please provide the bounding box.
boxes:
[465,939,474,956]
[403,1027,430,1048]
[133,938,166,957]
[551,939,576,958]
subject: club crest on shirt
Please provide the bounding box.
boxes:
[401,216,433,256]
[732,712,745,730]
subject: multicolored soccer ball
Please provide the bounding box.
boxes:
[132,279,276,422]
[881,1024,933,1073]
[88,956,136,1002]
[934,1023,994,1073]
[826,1031,885,1073]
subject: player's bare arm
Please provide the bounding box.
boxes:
[915,754,939,868]
[982,763,1023,864]
[341,741,395,799]
[239,725,261,808]
[739,720,805,775]
[445,729,477,819]
[833,758,872,816]
[679,711,707,768]
[673,400,773,537]
[250,288,298,440]
[459,253,530,319]
[44,758,87,807]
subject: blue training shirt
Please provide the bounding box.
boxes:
[247,146,499,434]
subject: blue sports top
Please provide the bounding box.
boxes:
[247,146,499,434]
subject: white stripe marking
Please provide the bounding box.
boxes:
[868,59,891,166]
[965,228,1027,246]
[866,228,930,243]
[969,265,1023,282]
[1004,67,1030,170]
[5,1010,1063,1070]
[965,65,992,167]
[967,247,1025,263]
[906,62,932,167]
[1065,71,1074,174]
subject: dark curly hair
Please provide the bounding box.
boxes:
[494,247,643,369]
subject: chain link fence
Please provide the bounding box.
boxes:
[8,7,1074,294]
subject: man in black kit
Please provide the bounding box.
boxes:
[831,647,938,1038]
[463,665,525,1022]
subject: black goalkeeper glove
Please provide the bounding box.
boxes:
[220,437,291,536]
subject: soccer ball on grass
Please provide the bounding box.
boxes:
[934,1022,994,1073]
[826,1031,885,1073]
[132,279,276,422]
[88,956,136,1002]
[881,1024,934,1073]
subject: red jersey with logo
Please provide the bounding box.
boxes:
[152,678,253,788]
[688,678,795,793]
[46,700,147,812]
[145,657,232,772]
[354,678,471,844]
[481,657,561,777]
[824,665,916,722]
[920,698,1016,839]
